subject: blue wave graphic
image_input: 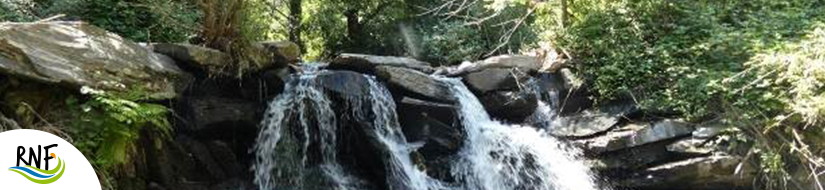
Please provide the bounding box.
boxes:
[8,166,56,178]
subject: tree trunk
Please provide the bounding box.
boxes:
[561,0,569,29]
[288,0,304,53]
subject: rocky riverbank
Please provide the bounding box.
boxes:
[0,21,754,190]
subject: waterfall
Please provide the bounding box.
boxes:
[441,78,603,190]
[253,70,444,190]
[254,69,604,190]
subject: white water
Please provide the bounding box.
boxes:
[254,70,604,190]
[440,78,603,190]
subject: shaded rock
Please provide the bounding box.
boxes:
[257,41,301,65]
[446,55,540,76]
[478,90,538,123]
[328,53,434,74]
[374,66,456,103]
[396,97,463,158]
[181,96,260,133]
[151,43,231,74]
[314,70,371,97]
[211,178,256,190]
[549,100,639,137]
[177,136,228,180]
[576,119,694,153]
[462,67,531,93]
[618,155,754,190]
[590,141,674,171]
[534,70,592,114]
[206,141,246,177]
[0,21,190,99]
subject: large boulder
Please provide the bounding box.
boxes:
[444,55,540,76]
[618,155,754,190]
[0,21,190,99]
[462,67,531,93]
[179,96,261,133]
[374,66,456,103]
[257,41,300,65]
[328,53,434,74]
[314,70,371,97]
[549,100,639,137]
[477,90,538,123]
[576,119,694,153]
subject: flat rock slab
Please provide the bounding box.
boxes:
[0,21,189,99]
[576,119,694,153]
[549,101,638,137]
[375,66,456,103]
[328,53,434,74]
[618,155,754,190]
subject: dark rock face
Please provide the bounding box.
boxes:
[0,21,190,99]
[314,70,371,97]
[328,53,434,74]
[619,156,753,190]
[375,66,456,103]
[477,90,538,123]
[180,96,260,133]
[396,97,463,158]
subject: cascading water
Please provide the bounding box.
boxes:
[440,77,602,190]
[254,69,604,190]
[253,70,443,190]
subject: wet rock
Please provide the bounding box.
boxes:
[151,43,231,74]
[396,97,463,157]
[0,21,190,99]
[549,100,639,137]
[314,70,371,97]
[462,67,531,93]
[446,55,540,76]
[257,41,301,65]
[374,66,456,103]
[619,155,754,190]
[576,119,694,153]
[328,53,434,74]
[477,90,538,123]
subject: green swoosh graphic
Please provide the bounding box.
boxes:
[8,157,66,184]
[23,157,62,175]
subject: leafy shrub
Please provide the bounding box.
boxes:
[67,87,171,171]
[556,0,825,188]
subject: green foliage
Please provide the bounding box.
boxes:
[67,86,171,171]
[414,0,539,64]
[1,0,200,43]
[556,0,825,188]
